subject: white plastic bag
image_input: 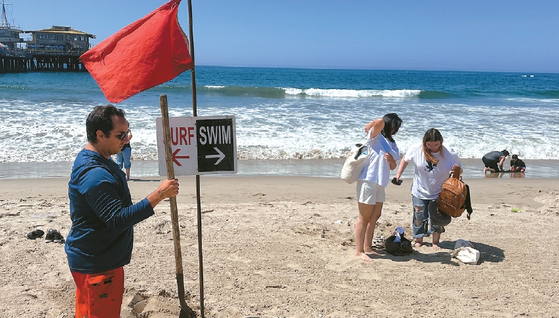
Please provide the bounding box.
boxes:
[451,239,480,264]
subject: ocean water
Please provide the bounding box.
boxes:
[1,67,558,178]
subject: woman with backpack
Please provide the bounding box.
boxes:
[393,128,461,250]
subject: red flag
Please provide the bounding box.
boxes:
[81,0,193,103]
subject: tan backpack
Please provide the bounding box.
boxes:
[437,166,472,218]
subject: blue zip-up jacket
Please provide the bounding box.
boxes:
[65,149,154,273]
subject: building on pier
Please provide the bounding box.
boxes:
[22,25,96,71]
[0,1,96,72]
[1,24,97,72]
[25,25,95,55]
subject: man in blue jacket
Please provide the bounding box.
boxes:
[66,105,179,318]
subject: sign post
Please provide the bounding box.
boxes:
[196,117,236,173]
[156,116,237,176]
[156,113,236,318]
[159,95,197,318]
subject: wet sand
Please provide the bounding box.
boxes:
[1,158,558,179]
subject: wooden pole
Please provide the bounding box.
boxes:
[160,95,196,318]
[186,1,205,317]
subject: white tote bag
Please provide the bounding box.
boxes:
[340,134,377,184]
[451,239,480,265]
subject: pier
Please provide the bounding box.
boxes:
[0,51,87,73]
[1,2,93,73]
[32,53,86,71]
[0,52,28,72]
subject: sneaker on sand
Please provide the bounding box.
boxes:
[372,235,386,249]
[45,229,55,243]
[26,229,45,240]
[53,230,64,243]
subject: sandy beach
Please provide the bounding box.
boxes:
[1,175,558,317]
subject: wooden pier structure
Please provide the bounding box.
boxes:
[1,23,93,73]
[1,1,92,73]
[0,53,27,72]
[0,52,87,73]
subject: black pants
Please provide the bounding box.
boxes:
[482,158,499,172]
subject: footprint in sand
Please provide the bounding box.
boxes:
[324,253,382,280]
[227,253,252,264]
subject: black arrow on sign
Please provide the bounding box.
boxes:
[172,149,190,166]
[205,147,225,165]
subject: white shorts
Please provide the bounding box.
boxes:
[356,180,385,204]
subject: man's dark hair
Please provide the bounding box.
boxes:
[502,150,510,157]
[86,105,126,143]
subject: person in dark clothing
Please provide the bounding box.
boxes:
[66,105,180,318]
[510,154,526,172]
[482,150,509,173]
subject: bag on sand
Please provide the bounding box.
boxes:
[437,166,473,218]
[340,135,377,184]
[451,239,480,264]
[385,230,413,256]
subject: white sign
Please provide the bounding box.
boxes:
[156,115,237,176]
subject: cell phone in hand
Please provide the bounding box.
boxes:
[391,177,403,185]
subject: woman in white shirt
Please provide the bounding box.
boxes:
[355,113,402,262]
[393,128,461,250]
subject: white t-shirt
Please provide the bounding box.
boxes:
[358,134,400,187]
[404,143,461,200]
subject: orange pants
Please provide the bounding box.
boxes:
[71,267,124,318]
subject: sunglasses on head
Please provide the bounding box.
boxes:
[115,130,130,141]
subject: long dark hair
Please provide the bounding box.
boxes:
[422,128,444,165]
[381,113,402,142]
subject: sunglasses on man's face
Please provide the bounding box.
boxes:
[115,130,130,141]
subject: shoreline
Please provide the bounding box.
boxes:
[1,158,558,180]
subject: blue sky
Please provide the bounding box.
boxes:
[7,0,559,73]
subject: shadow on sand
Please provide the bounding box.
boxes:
[375,240,505,266]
